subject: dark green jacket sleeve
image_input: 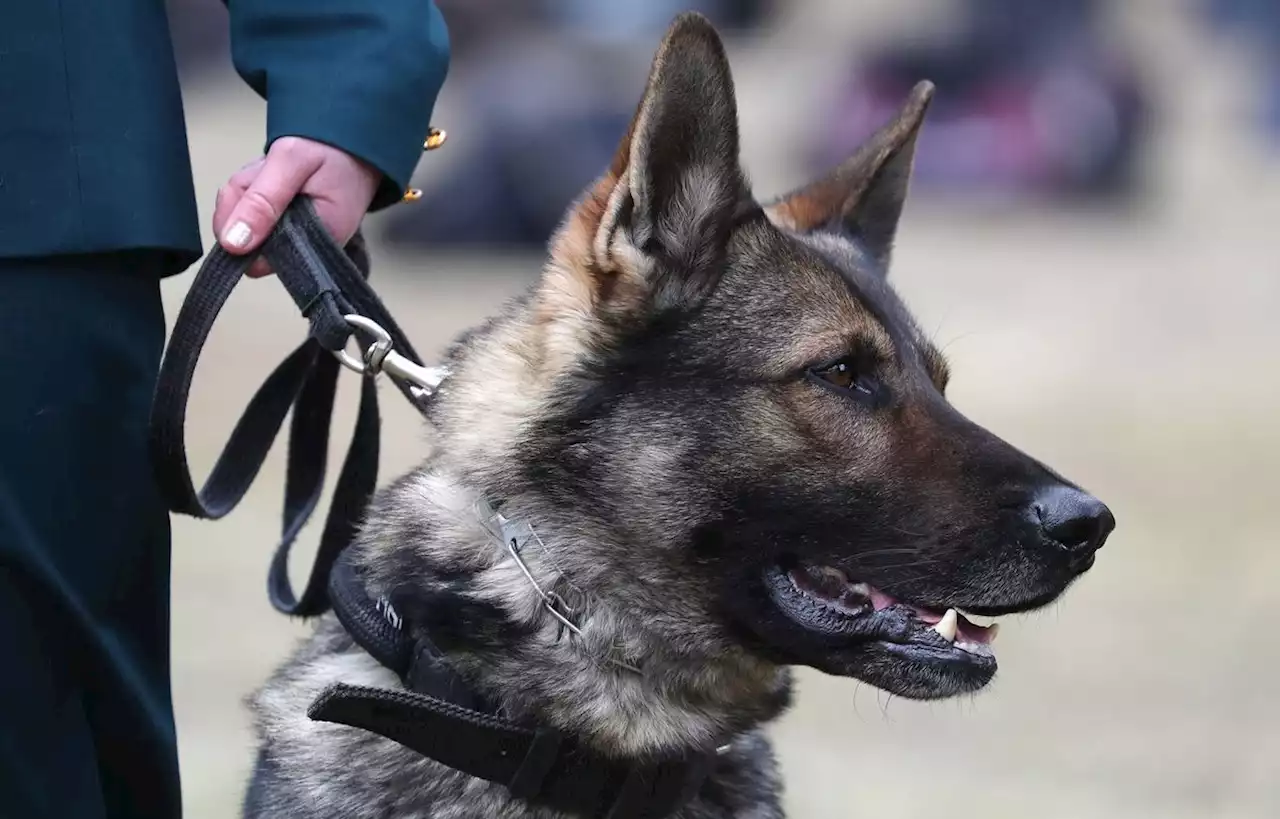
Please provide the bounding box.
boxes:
[224,0,450,211]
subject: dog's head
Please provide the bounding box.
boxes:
[429,13,1114,702]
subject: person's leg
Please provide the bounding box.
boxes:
[0,252,179,819]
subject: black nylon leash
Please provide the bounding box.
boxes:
[148,195,430,617]
[148,193,717,818]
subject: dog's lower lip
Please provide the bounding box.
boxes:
[775,563,1000,651]
[875,637,997,673]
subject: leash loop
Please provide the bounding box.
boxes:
[149,194,441,618]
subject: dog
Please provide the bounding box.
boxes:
[242,12,1115,818]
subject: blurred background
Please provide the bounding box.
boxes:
[161,1,1278,817]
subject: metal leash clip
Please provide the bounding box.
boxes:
[334,314,451,402]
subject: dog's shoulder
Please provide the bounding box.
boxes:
[243,615,786,819]
[243,616,510,817]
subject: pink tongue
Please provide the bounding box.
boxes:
[869,589,899,611]
[956,617,995,644]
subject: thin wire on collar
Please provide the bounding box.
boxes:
[477,500,643,675]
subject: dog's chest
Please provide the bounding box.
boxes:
[245,732,785,819]
[244,626,787,819]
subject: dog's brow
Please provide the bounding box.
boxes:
[782,232,908,368]
[922,344,951,389]
[861,322,898,364]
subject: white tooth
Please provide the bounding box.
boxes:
[987,622,1000,642]
[934,608,958,642]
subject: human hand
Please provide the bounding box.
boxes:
[214,136,383,278]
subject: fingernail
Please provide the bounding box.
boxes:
[223,221,251,249]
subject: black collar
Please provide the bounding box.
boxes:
[310,551,718,819]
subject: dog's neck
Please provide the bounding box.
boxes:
[354,468,792,759]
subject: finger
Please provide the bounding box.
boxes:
[212,182,242,241]
[218,144,322,255]
[215,185,274,276]
[212,157,268,238]
[230,156,267,187]
[221,166,274,276]
[310,197,365,250]
[246,258,274,279]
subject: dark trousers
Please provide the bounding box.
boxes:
[0,253,179,818]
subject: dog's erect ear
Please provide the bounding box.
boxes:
[586,13,748,310]
[766,81,934,271]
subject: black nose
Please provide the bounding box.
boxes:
[1033,485,1115,562]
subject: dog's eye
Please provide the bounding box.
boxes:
[811,358,877,396]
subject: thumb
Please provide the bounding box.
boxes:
[219,144,322,255]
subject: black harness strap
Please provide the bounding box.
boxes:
[317,552,717,819]
[148,196,421,616]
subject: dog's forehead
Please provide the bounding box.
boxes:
[802,231,950,383]
[794,231,916,335]
[793,230,882,279]
[714,221,948,383]
[730,225,908,339]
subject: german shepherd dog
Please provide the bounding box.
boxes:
[243,13,1114,818]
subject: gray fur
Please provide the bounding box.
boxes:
[243,11,1112,819]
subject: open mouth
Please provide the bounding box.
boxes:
[789,562,997,650]
[761,560,1004,696]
